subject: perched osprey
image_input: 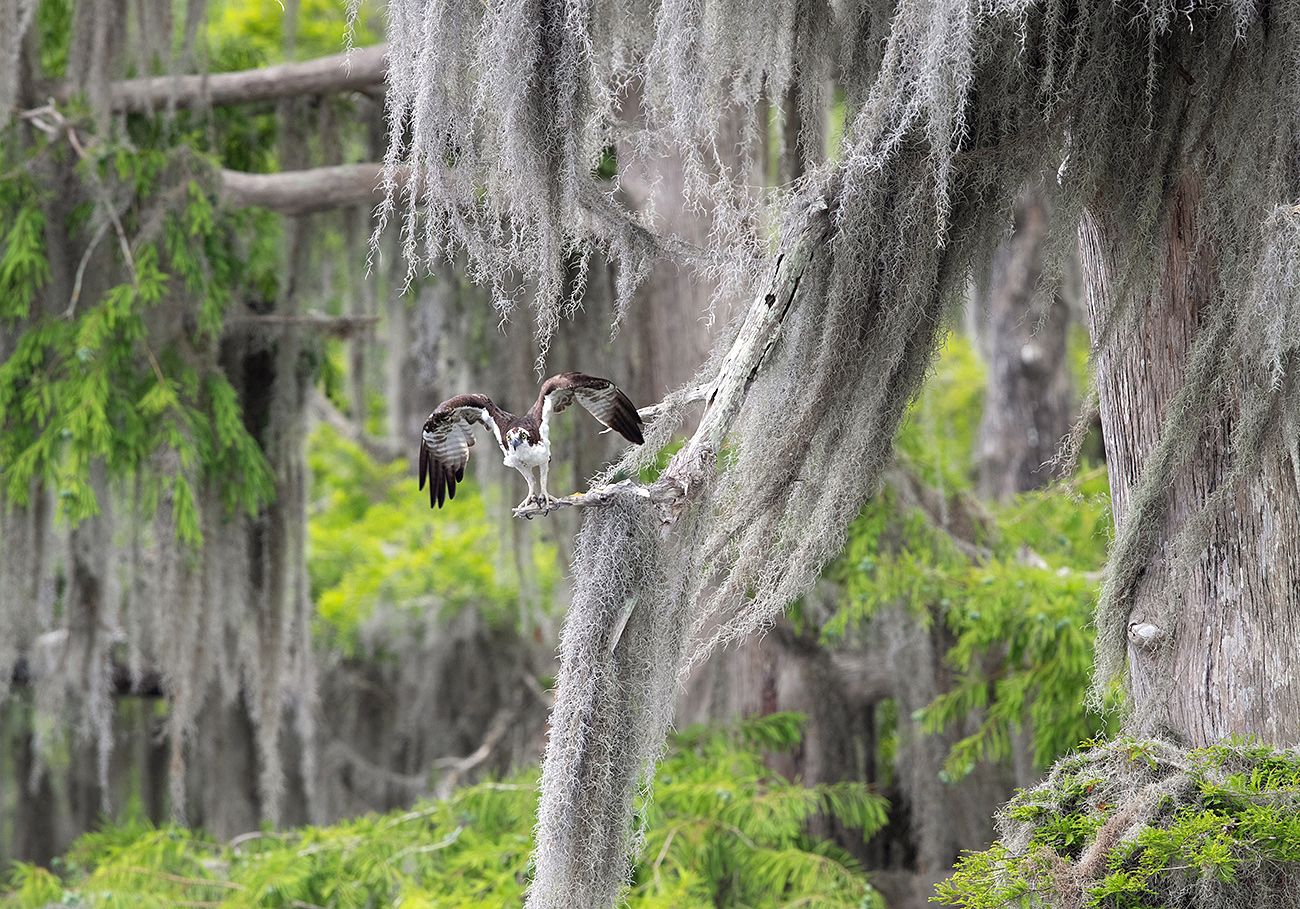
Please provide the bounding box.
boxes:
[419,372,645,509]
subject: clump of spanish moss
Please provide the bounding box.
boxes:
[641,0,836,185]
[0,140,314,834]
[528,491,693,909]
[938,737,1300,909]
[375,0,807,357]
[377,0,653,361]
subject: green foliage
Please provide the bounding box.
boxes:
[893,333,986,491]
[639,713,888,908]
[937,738,1300,909]
[826,335,1116,779]
[1,714,885,909]
[0,141,277,540]
[307,425,561,652]
[0,177,50,321]
[917,476,1116,777]
[0,140,279,540]
[0,2,309,543]
[210,0,380,62]
[33,0,72,78]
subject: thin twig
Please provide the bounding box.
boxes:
[388,826,464,863]
[121,866,244,891]
[650,825,680,881]
[65,218,111,317]
[59,116,138,286]
[227,830,269,852]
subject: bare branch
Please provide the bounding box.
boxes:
[219,163,386,215]
[513,479,665,520]
[66,218,111,317]
[432,707,517,799]
[10,656,164,698]
[635,384,707,422]
[227,311,380,336]
[308,388,405,463]
[48,45,388,113]
[216,165,692,283]
[511,196,831,523]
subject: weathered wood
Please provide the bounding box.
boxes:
[49,45,387,112]
[512,479,661,520]
[219,163,386,215]
[1081,185,1300,747]
[655,207,825,516]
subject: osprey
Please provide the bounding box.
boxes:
[419,372,645,509]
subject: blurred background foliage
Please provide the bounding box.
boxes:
[2,715,887,909]
[307,423,563,656]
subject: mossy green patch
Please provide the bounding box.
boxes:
[938,738,1300,909]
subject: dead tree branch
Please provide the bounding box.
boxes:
[10,656,164,698]
[48,45,387,113]
[219,163,387,215]
[512,196,831,521]
[308,388,406,463]
[635,384,708,423]
[227,311,380,336]
[215,165,697,278]
[432,707,517,799]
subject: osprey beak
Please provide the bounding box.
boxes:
[510,436,523,450]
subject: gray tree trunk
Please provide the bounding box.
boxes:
[975,191,1073,500]
[1081,183,1300,747]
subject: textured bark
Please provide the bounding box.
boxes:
[1081,184,1300,747]
[976,191,1073,500]
[188,699,263,837]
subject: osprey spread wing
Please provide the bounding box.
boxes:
[419,372,645,509]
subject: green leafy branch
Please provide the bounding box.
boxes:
[0,138,277,543]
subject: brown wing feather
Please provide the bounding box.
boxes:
[538,372,644,445]
[419,394,497,510]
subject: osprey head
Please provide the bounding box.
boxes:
[507,428,527,450]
